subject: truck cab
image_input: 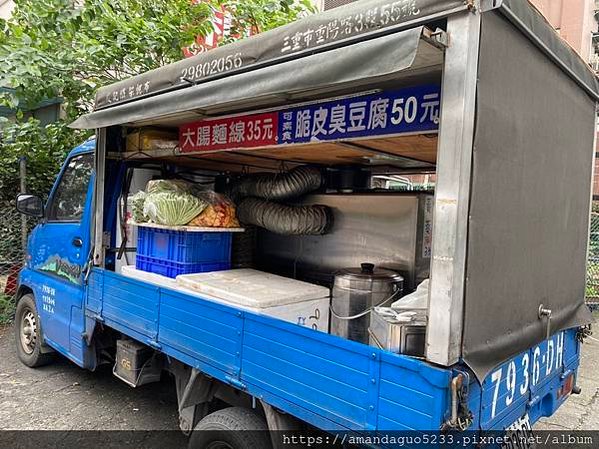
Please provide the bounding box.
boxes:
[16,140,95,368]
[13,0,597,446]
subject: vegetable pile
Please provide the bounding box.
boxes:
[130,179,239,228]
[144,191,207,226]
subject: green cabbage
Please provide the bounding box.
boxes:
[143,192,207,226]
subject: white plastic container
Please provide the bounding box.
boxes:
[120,266,330,332]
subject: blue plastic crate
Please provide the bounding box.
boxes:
[136,226,232,278]
[136,254,231,278]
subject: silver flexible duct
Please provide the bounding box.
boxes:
[231,166,323,201]
[237,197,332,235]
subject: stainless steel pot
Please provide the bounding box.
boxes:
[331,263,403,344]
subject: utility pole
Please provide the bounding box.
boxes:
[19,156,27,256]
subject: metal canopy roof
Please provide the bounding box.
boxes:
[70,0,468,130]
[92,0,464,111]
[70,0,599,130]
[71,27,444,129]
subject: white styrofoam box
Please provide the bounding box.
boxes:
[177,269,330,332]
[249,296,330,332]
[176,269,330,307]
[120,266,330,332]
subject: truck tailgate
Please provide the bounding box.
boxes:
[478,328,580,430]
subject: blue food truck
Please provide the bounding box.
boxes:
[13,0,597,447]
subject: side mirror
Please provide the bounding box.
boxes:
[16,194,44,218]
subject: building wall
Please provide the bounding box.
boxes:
[0,0,14,20]
[530,0,596,61]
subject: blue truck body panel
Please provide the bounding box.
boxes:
[84,268,453,431]
[77,267,581,432]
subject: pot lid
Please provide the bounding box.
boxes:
[335,263,404,282]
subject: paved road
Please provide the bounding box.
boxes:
[0,325,180,431]
[1,319,598,432]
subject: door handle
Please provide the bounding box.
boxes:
[538,304,552,340]
[72,237,83,248]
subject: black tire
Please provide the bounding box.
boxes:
[14,294,54,367]
[188,407,272,449]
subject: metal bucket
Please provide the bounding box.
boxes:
[330,263,403,344]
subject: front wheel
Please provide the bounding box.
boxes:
[188,407,272,449]
[14,293,54,367]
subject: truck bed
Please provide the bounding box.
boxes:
[85,268,452,431]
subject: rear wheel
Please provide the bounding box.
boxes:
[188,407,272,449]
[14,294,54,367]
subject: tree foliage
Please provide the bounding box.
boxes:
[0,119,87,200]
[225,0,312,38]
[0,0,313,202]
[0,0,312,120]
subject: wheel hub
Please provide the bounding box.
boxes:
[20,310,37,355]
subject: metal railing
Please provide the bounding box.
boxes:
[0,205,25,323]
[587,212,599,310]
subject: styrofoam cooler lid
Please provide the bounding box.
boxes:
[176,269,330,308]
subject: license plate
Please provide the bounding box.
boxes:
[502,414,534,449]
[484,331,567,423]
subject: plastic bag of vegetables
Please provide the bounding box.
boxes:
[130,191,149,223]
[188,192,240,228]
[143,192,208,226]
[146,179,194,195]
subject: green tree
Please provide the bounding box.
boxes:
[0,0,313,292]
[0,0,313,193]
[0,0,312,120]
